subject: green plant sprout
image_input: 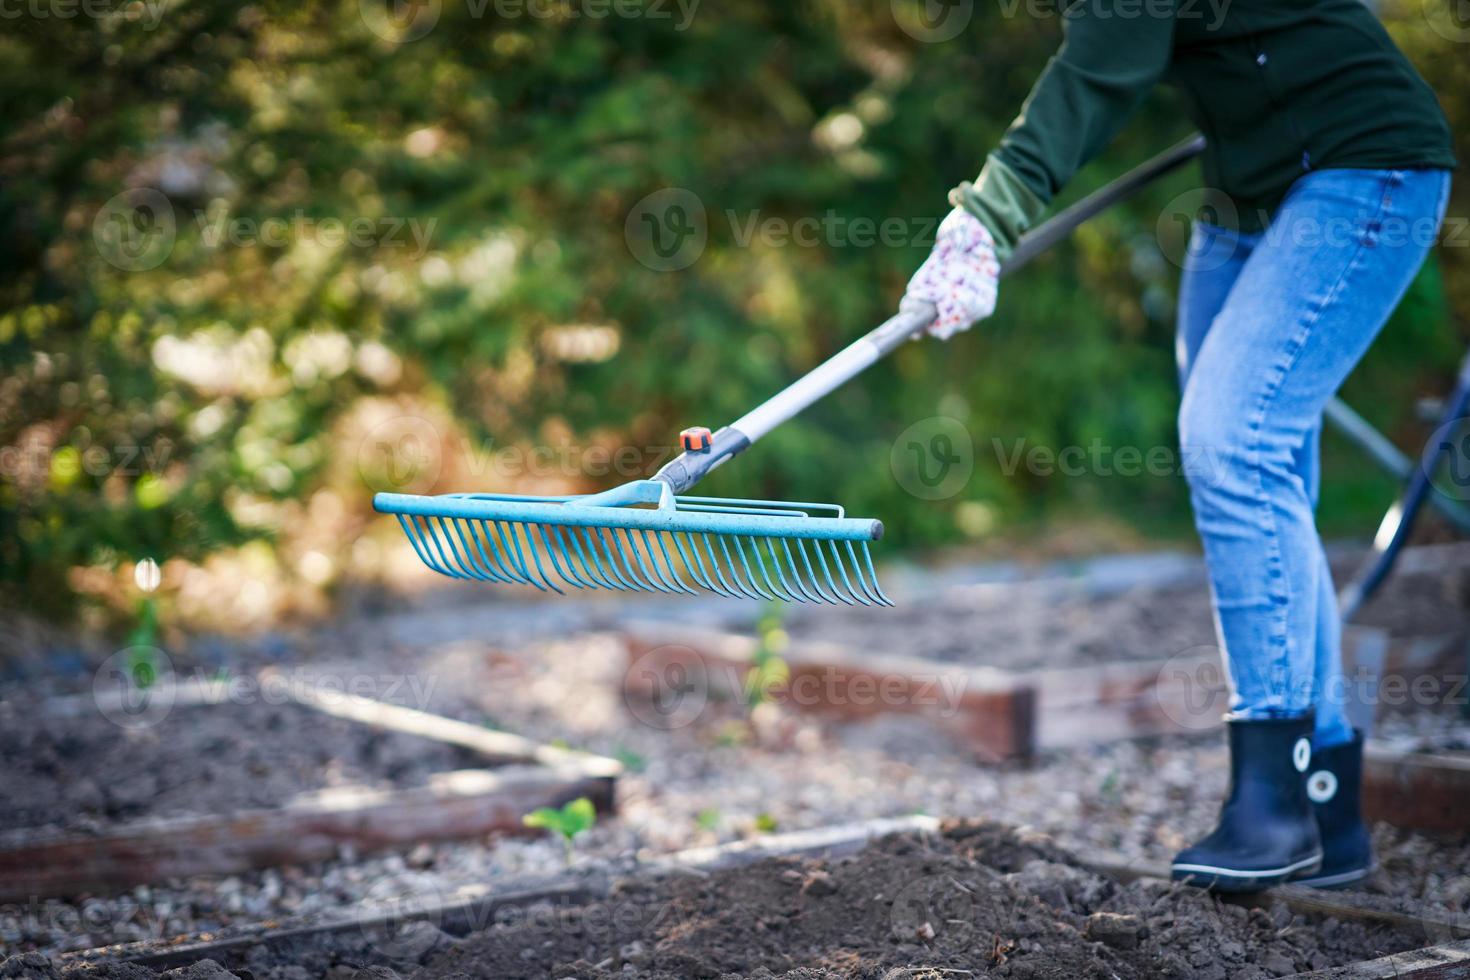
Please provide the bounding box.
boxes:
[745,604,790,710]
[522,797,596,865]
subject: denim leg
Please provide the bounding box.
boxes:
[1177,168,1450,724]
[1295,426,1355,747]
[1176,222,1256,386]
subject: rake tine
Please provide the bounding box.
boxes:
[826,539,874,607]
[537,524,595,591]
[721,534,776,601]
[479,520,532,581]
[376,486,891,605]
[745,536,799,603]
[437,519,478,580]
[858,541,894,606]
[559,526,619,590]
[783,538,836,604]
[499,517,555,593]
[669,532,727,597]
[486,520,538,588]
[430,516,484,580]
[704,533,758,600]
[398,516,453,577]
[799,538,851,606]
[417,516,467,579]
[589,527,640,591]
[649,531,701,595]
[602,527,661,593]
[641,530,697,595]
[844,540,885,606]
[616,529,675,594]
[447,518,502,581]
[458,520,508,582]
[511,521,565,594]
[765,537,813,603]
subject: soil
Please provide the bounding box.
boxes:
[778,550,1470,670]
[0,700,482,835]
[7,822,1426,980]
[784,578,1219,669]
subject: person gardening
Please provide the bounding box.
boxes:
[905,1,1454,891]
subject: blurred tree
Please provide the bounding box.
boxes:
[0,0,1463,625]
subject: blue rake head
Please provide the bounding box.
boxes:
[373,480,892,606]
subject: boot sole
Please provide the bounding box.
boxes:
[1292,864,1373,889]
[1171,852,1323,893]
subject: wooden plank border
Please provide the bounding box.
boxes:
[1363,743,1470,834]
[0,685,620,902]
[620,622,1037,761]
[1280,940,1470,979]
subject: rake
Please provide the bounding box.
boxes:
[374,137,1207,605]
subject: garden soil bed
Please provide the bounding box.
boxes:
[777,547,1470,672]
[0,689,619,901]
[0,699,483,835]
[24,822,1435,980]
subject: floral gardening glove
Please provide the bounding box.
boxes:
[904,207,1001,340]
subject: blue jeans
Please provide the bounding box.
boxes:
[1176,167,1451,748]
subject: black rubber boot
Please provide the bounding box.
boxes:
[1171,715,1323,892]
[1294,730,1373,889]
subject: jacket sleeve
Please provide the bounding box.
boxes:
[952,2,1177,260]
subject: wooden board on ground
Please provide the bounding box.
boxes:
[620,622,1037,761]
[1363,741,1470,834]
[1,682,620,902]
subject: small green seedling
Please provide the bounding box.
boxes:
[754,812,778,834]
[522,797,596,865]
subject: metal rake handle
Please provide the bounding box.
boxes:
[654,134,1207,494]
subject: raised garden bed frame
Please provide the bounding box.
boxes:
[0,677,620,902]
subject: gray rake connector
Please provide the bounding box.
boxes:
[374,137,1210,606]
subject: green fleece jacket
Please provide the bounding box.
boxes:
[953,0,1456,259]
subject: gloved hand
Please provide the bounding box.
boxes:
[904,207,1001,340]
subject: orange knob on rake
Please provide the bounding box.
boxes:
[680,426,713,452]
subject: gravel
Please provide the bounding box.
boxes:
[1,549,1466,963]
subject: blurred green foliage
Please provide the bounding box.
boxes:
[1,0,1467,624]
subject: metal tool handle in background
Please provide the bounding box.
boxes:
[655,134,1209,494]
